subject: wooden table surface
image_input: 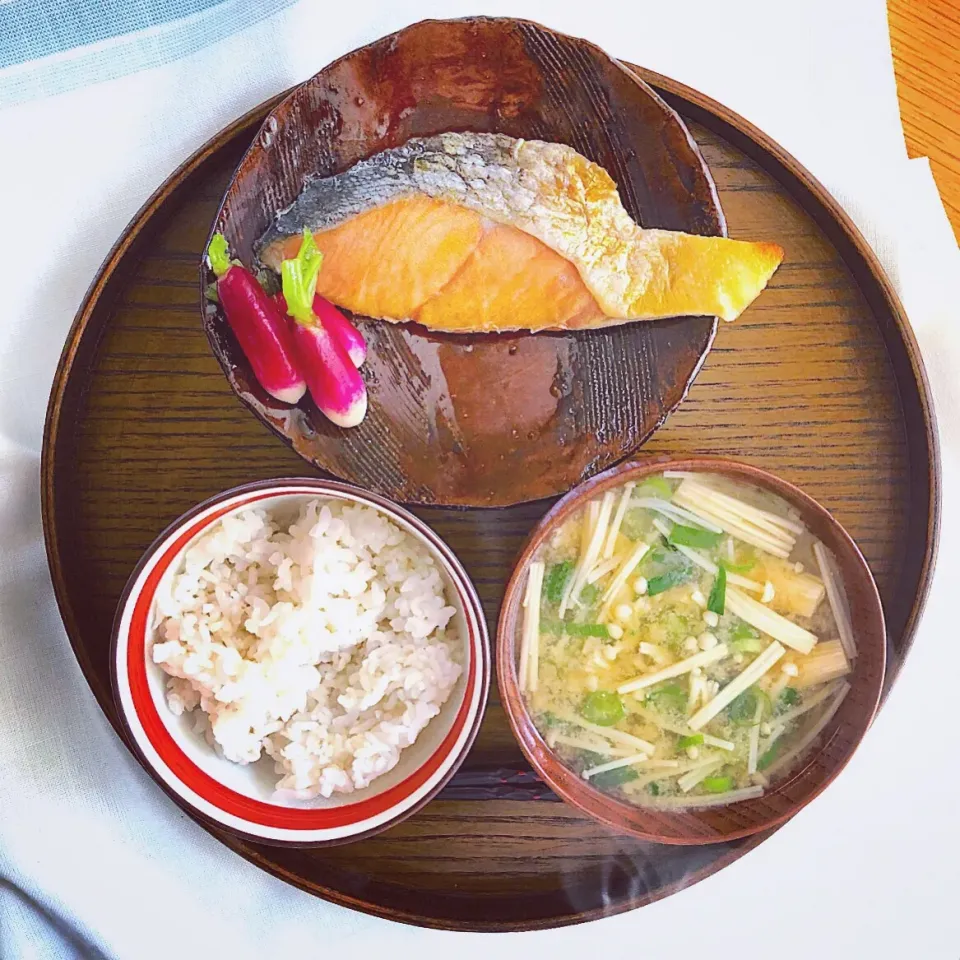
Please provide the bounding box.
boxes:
[890,0,960,236]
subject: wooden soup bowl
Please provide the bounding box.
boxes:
[497,457,886,844]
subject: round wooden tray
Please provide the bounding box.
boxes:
[41,64,939,931]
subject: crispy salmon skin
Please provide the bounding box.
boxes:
[257,132,783,332]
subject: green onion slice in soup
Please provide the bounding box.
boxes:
[778,687,800,708]
[727,687,771,725]
[563,622,609,638]
[758,742,782,771]
[581,690,625,726]
[721,550,756,573]
[591,766,640,788]
[647,568,692,596]
[707,565,727,615]
[544,561,573,604]
[644,544,694,596]
[645,682,687,712]
[731,621,760,641]
[668,524,723,549]
[636,476,674,500]
[578,583,600,607]
[730,620,763,652]
[702,776,734,793]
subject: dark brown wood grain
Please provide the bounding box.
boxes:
[497,457,886,845]
[209,18,724,507]
[41,49,938,932]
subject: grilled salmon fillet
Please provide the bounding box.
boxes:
[257,132,783,332]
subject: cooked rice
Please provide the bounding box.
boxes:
[150,498,462,799]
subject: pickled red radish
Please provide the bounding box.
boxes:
[274,291,366,367]
[290,321,367,428]
[207,234,305,404]
[281,230,367,428]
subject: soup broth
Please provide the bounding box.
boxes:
[517,471,856,808]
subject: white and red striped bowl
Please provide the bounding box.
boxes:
[111,479,489,845]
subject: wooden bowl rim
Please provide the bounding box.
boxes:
[108,477,491,848]
[496,455,887,845]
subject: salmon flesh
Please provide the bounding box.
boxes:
[256,132,783,332]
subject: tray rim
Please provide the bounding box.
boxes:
[39,58,941,932]
[635,64,941,688]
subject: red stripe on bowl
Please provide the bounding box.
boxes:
[124,491,478,831]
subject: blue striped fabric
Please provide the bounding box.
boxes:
[0,0,227,67]
[0,0,296,106]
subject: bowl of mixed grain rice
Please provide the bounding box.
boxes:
[111,478,489,845]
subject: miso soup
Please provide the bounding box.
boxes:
[516,471,856,808]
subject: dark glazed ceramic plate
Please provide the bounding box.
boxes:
[207,16,725,507]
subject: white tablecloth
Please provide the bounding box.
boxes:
[2,1,958,957]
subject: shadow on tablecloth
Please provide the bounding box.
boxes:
[1,876,111,959]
